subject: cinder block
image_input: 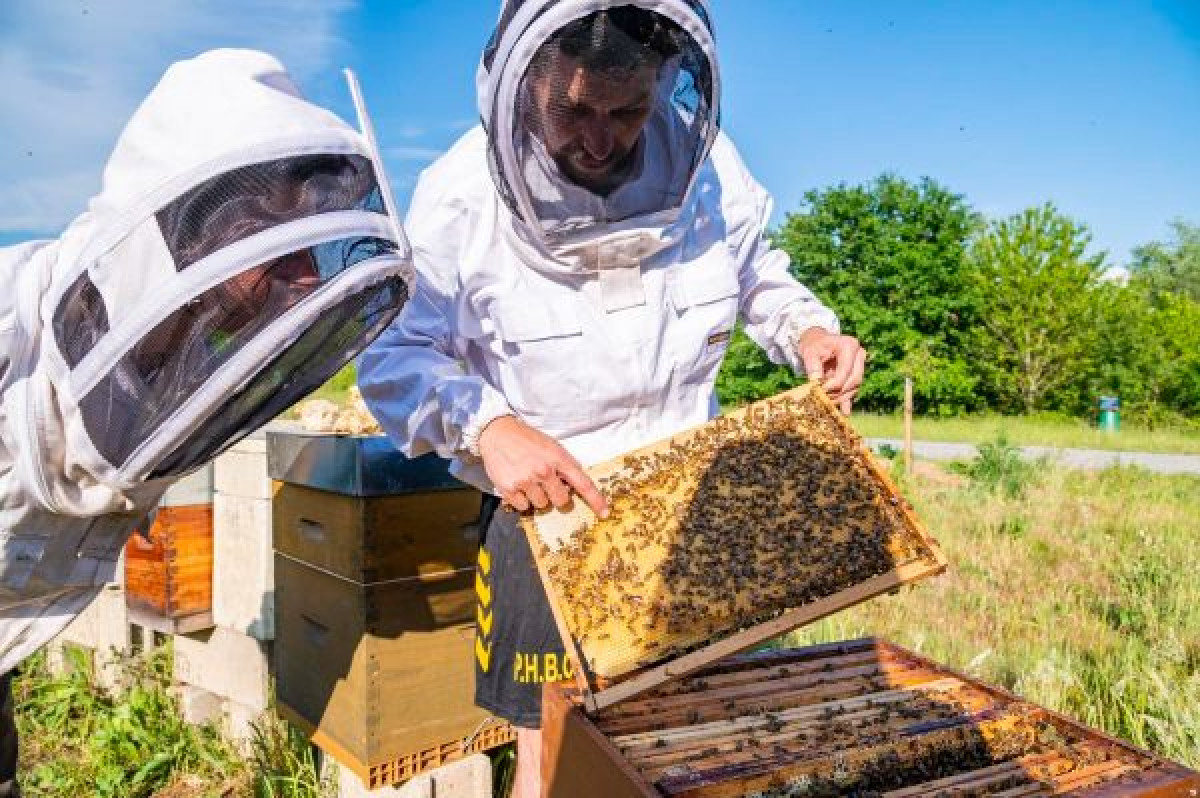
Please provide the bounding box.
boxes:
[173,626,271,712]
[58,584,128,653]
[175,684,222,726]
[425,754,491,798]
[214,436,272,500]
[162,463,214,506]
[222,697,265,754]
[212,493,274,639]
[332,755,491,798]
[54,585,129,690]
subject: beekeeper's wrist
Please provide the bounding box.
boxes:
[461,393,515,458]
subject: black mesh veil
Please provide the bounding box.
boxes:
[150,274,408,477]
[483,3,718,245]
[156,154,384,270]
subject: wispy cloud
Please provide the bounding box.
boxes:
[0,0,357,236]
[393,124,429,140]
[385,145,447,161]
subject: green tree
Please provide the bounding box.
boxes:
[1130,219,1200,302]
[969,204,1107,414]
[758,175,982,414]
[1092,277,1200,423]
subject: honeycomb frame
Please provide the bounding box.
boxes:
[522,384,948,710]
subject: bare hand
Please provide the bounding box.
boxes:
[478,416,609,518]
[794,327,867,414]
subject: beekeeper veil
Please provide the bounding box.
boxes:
[478,1,720,261]
[5,49,413,517]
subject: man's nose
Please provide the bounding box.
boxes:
[580,118,615,161]
[273,250,321,285]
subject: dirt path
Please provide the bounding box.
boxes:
[865,438,1200,476]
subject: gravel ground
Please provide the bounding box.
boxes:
[866,438,1200,476]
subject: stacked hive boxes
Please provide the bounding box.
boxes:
[267,431,514,790]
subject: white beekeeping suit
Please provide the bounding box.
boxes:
[0,49,414,674]
[359,0,838,490]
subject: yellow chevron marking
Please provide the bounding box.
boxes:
[477,547,491,576]
[477,606,493,638]
[475,636,492,672]
[475,572,492,606]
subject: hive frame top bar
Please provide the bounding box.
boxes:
[521,384,949,712]
[542,637,1200,798]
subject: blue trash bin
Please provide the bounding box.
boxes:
[1098,396,1120,432]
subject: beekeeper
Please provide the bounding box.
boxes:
[0,49,413,793]
[359,3,865,794]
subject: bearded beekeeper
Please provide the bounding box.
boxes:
[0,49,413,793]
[359,2,865,793]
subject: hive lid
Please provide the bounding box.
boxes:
[521,384,948,711]
[266,430,464,496]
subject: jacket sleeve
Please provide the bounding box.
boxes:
[357,186,512,461]
[719,139,840,374]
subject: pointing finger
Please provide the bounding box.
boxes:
[559,460,609,519]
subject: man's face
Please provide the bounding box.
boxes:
[218,250,321,329]
[529,54,659,194]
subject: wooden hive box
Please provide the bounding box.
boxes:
[267,432,515,789]
[542,639,1200,798]
[523,384,947,710]
[124,465,214,634]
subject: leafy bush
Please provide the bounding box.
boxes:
[959,434,1040,498]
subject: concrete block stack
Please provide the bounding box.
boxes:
[50,581,130,691]
[170,432,276,748]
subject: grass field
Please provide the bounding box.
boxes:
[782,459,1200,768]
[850,412,1200,454]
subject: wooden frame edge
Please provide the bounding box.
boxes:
[587,559,944,710]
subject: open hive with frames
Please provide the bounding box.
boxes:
[540,639,1200,798]
[523,383,947,707]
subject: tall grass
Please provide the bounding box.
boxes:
[850,413,1200,454]
[14,644,335,797]
[14,646,245,797]
[782,461,1200,766]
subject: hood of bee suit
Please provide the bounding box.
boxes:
[0,48,414,524]
[476,1,721,271]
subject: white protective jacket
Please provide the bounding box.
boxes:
[359,1,837,492]
[0,50,413,674]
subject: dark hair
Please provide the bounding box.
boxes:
[541,7,684,74]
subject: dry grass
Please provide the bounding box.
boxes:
[781,460,1200,767]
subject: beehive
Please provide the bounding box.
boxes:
[124,464,214,633]
[524,384,946,707]
[267,432,515,789]
[542,639,1200,798]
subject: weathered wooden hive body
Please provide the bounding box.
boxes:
[267,432,514,789]
[543,639,1200,798]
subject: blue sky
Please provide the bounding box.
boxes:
[2,1,1197,265]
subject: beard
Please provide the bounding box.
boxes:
[552,139,641,196]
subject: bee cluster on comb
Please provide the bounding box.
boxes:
[527,385,944,680]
